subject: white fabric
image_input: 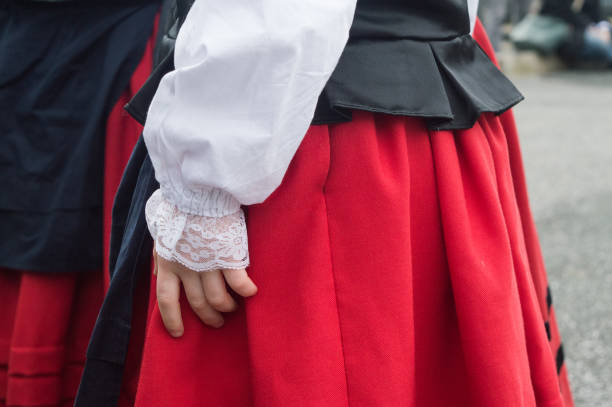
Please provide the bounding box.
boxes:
[144,0,358,217]
[146,190,249,271]
[469,0,480,33]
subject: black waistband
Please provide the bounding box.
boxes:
[350,0,470,40]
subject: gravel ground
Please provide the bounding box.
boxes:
[510,71,612,407]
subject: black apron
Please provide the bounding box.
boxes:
[0,0,160,272]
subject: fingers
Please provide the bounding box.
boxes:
[156,260,183,337]
[222,268,258,298]
[200,271,237,313]
[181,270,225,328]
[155,255,257,335]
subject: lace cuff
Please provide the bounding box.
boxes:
[145,189,250,272]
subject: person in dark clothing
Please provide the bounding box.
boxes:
[0,1,159,405]
[541,0,612,65]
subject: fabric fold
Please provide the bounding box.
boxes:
[317,34,524,130]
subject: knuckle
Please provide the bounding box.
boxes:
[190,298,208,311]
[207,293,227,308]
[156,284,173,297]
[157,292,175,307]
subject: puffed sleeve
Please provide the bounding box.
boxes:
[143,0,357,271]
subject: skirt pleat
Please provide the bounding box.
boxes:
[475,21,574,406]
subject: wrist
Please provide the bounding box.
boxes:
[145,189,249,272]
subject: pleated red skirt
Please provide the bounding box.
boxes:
[0,23,155,407]
[127,22,574,407]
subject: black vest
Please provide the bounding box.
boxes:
[126,0,522,131]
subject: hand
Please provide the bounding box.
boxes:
[153,247,258,337]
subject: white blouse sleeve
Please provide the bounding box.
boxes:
[143,0,357,271]
[468,0,480,33]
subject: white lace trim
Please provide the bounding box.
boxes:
[145,189,250,272]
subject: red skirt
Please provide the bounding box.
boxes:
[0,21,155,407]
[128,22,573,407]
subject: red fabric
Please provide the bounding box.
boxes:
[131,110,571,406]
[0,270,103,407]
[474,20,574,407]
[0,17,158,407]
[103,18,157,290]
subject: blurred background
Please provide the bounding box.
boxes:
[479,0,612,405]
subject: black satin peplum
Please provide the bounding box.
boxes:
[312,0,524,130]
[314,33,524,130]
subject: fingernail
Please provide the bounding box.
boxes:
[170,330,184,338]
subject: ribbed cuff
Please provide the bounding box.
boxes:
[159,182,241,218]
